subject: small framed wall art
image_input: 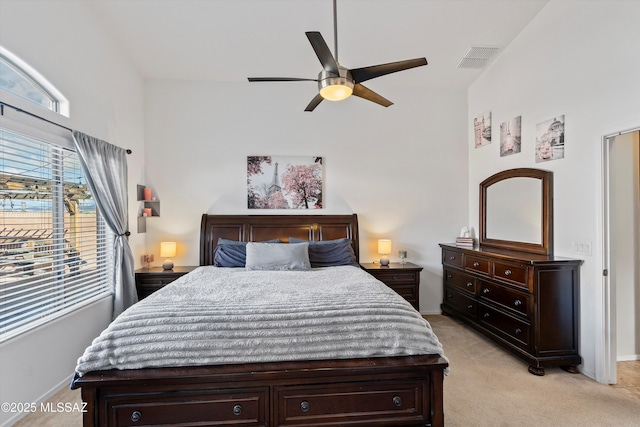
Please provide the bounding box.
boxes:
[500,116,522,157]
[535,115,565,162]
[474,111,492,148]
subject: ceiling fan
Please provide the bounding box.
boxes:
[247,0,428,112]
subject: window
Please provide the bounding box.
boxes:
[0,47,69,116]
[0,127,113,341]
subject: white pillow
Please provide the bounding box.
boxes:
[245,242,311,271]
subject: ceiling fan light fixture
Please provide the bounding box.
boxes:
[318,69,354,101]
[319,81,353,101]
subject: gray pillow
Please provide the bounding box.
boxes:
[245,242,311,271]
[289,237,358,267]
[214,238,281,267]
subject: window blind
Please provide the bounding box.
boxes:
[0,127,113,341]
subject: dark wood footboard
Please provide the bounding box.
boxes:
[76,355,447,427]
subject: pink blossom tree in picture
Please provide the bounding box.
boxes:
[247,156,323,209]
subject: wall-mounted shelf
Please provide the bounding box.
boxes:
[137,184,160,233]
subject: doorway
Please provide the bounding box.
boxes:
[603,129,640,385]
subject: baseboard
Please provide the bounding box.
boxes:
[420,310,443,316]
[617,354,640,362]
[0,374,74,427]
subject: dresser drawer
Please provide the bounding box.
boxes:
[442,249,464,268]
[109,389,268,426]
[135,268,196,299]
[372,270,419,285]
[388,284,418,305]
[444,268,476,294]
[478,304,530,350]
[443,286,477,320]
[136,274,183,286]
[479,281,529,318]
[275,380,425,426]
[493,261,528,288]
[465,255,490,275]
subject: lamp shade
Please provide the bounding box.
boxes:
[378,239,392,255]
[160,241,176,258]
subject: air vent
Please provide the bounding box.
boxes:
[456,46,501,69]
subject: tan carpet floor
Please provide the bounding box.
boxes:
[428,314,640,427]
[11,314,640,426]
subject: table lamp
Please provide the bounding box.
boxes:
[378,239,392,266]
[160,241,176,270]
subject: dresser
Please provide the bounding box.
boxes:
[439,243,582,375]
[360,262,422,310]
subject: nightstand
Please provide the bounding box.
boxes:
[360,262,423,310]
[135,266,198,299]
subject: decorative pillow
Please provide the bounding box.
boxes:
[213,244,247,267]
[213,238,280,267]
[245,242,311,271]
[289,237,358,268]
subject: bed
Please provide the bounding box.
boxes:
[73,214,448,427]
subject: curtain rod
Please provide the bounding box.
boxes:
[0,101,132,154]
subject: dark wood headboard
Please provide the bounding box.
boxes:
[199,214,359,266]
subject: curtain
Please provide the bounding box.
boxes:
[72,131,136,318]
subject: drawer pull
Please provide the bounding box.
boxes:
[300,401,310,412]
[392,396,403,407]
[447,274,453,279]
[131,411,142,422]
[515,328,522,335]
[233,405,242,416]
[466,282,473,288]
[514,299,522,306]
[473,262,480,267]
[483,288,490,294]
[483,313,490,318]
[450,256,456,260]
[447,293,453,299]
[504,269,512,276]
[467,304,473,309]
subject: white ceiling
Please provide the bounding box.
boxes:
[88,0,548,91]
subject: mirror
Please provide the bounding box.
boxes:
[479,168,553,255]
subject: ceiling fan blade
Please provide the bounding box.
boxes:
[352,84,393,107]
[305,32,339,75]
[304,93,324,112]
[248,77,318,82]
[350,58,428,84]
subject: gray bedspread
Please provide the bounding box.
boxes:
[74,266,446,377]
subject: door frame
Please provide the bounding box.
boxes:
[599,126,640,384]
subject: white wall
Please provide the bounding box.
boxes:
[611,131,640,361]
[467,0,640,380]
[0,2,145,425]
[143,80,469,313]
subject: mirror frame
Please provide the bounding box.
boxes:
[479,168,553,255]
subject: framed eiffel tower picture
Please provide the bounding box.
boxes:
[247,156,324,209]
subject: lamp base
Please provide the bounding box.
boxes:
[380,255,390,266]
[162,259,174,270]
